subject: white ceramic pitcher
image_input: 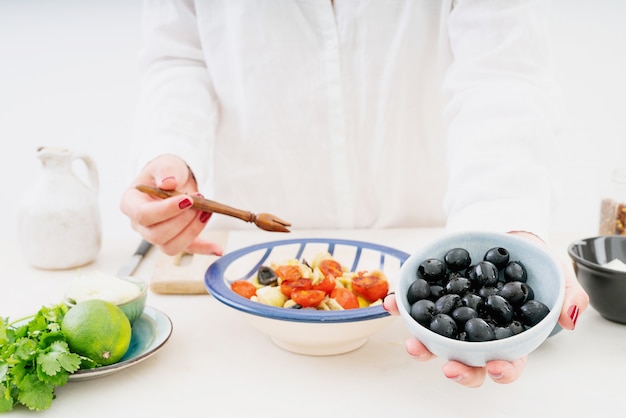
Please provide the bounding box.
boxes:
[18,146,102,269]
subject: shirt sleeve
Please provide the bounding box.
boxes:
[127,0,217,186]
[442,0,563,241]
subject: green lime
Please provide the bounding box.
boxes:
[61,299,132,366]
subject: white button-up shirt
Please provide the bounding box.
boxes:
[129,0,559,239]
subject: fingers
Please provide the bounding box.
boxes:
[133,193,198,231]
[382,292,399,315]
[406,338,527,388]
[385,279,528,387]
[186,239,224,256]
[147,154,195,191]
[130,206,217,256]
[441,361,487,388]
[557,254,589,330]
[120,155,194,220]
[484,357,527,384]
[507,231,590,331]
[405,338,437,362]
[440,357,526,388]
[148,213,208,256]
[120,155,210,255]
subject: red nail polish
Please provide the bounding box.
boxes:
[199,211,211,223]
[567,305,580,328]
[179,198,193,209]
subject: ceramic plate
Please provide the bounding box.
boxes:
[69,306,172,381]
[205,238,410,323]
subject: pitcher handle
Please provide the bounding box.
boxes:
[72,151,99,195]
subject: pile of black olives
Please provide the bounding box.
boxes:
[406,246,550,342]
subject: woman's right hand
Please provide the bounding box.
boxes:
[119,154,223,256]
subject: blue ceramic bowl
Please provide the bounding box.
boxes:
[396,231,564,367]
[568,235,626,324]
[206,238,409,355]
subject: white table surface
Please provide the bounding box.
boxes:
[2,228,623,418]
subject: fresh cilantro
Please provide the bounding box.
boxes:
[0,303,89,412]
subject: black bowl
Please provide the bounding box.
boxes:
[568,235,626,324]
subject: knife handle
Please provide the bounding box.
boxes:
[134,239,153,256]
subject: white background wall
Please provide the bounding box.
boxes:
[1,0,625,247]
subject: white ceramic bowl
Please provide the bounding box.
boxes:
[205,238,409,356]
[65,273,148,325]
[396,231,564,367]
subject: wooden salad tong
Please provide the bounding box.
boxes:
[136,185,291,233]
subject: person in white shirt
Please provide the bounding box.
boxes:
[120,0,589,387]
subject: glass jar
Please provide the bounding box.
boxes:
[599,168,626,235]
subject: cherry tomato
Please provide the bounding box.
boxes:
[275,264,303,282]
[231,280,257,299]
[291,289,326,308]
[330,287,359,309]
[351,271,389,302]
[312,276,336,295]
[280,278,312,297]
[319,259,343,278]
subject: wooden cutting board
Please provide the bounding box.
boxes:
[150,231,229,294]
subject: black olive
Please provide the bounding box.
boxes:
[467,261,499,288]
[257,265,278,286]
[484,247,510,269]
[478,286,499,298]
[429,284,445,301]
[407,279,431,304]
[518,300,550,326]
[430,314,458,338]
[484,294,514,325]
[434,294,461,315]
[417,258,446,283]
[451,306,478,327]
[504,261,527,283]
[444,248,471,271]
[497,281,534,307]
[460,293,483,311]
[410,299,436,326]
[444,276,471,295]
[464,317,496,342]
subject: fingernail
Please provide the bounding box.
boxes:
[179,198,193,209]
[199,211,211,223]
[567,305,580,328]
[382,292,395,303]
[445,374,463,382]
[405,345,423,360]
[488,371,504,380]
[161,176,176,183]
